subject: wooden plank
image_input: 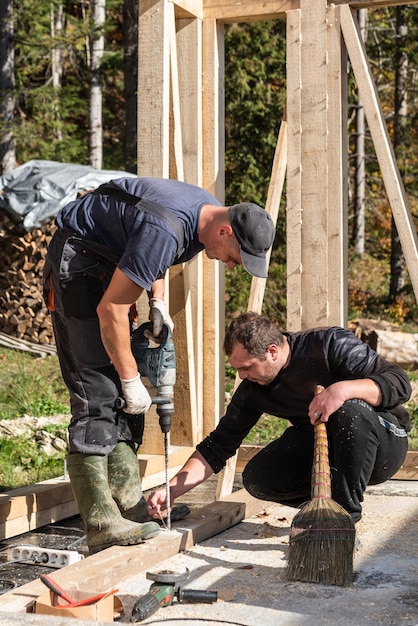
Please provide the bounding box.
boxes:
[175,12,204,442]
[204,0,296,22]
[169,264,199,446]
[0,489,268,614]
[334,0,418,8]
[326,4,348,327]
[0,479,75,541]
[234,445,418,480]
[393,450,418,481]
[202,17,226,437]
[0,448,195,541]
[299,0,329,329]
[203,0,418,24]
[216,112,288,499]
[137,0,170,177]
[173,0,203,20]
[286,9,303,331]
[340,5,418,304]
[168,0,185,181]
[0,502,79,541]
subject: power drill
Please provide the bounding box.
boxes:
[130,569,218,623]
[130,321,176,436]
[117,321,175,529]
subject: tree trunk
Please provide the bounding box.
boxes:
[353,9,367,259]
[51,1,64,142]
[123,0,138,173]
[390,6,408,301]
[89,0,106,169]
[0,0,16,175]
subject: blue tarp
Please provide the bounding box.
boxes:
[0,160,136,230]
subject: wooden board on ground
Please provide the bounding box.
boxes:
[0,488,268,614]
[0,447,195,541]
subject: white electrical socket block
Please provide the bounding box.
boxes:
[7,545,84,568]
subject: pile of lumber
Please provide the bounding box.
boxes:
[0,211,56,345]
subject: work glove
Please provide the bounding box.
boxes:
[149,298,174,337]
[120,373,152,414]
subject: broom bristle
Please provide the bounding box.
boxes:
[286,386,356,586]
[286,496,355,586]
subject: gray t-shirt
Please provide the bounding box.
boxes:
[56,177,220,290]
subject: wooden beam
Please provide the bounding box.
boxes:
[0,448,195,541]
[216,112,288,499]
[326,4,348,327]
[394,450,418,481]
[286,9,303,330]
[204,0,296,22]
[299,0,329,329]
[0,479,77,542]
[202,17,226,435]
[340,5,418,304]
[173,0,203,20]
[0,489,268,614]
[203,0,418,24]
[334,0,418,8]
[234,444,418,480]
[137,0,170,176]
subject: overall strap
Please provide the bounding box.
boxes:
[95,182,185,255]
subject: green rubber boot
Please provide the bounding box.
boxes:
[67,453,160,554]
[108,442,149,522]
[108,441,190,525]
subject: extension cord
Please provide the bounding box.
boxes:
[7,545,84,568]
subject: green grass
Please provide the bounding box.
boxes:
[0,347,70,490]
[0,348,69,420]
[0,433,67,491]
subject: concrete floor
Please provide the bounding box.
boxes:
[1,480,418,625]
[113,480,418,626]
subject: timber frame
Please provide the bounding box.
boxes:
[136,0,418,495]
[1,0,418,610]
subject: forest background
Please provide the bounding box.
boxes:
[1,2,418,488]
[1,2,418,326]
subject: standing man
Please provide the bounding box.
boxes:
[148,312,411,524]
[43,178,275,553]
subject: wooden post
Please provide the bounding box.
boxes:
[216,114,288,498]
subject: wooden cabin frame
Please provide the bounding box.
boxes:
[136,0,418,490]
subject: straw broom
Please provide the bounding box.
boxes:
[286,385,355,586]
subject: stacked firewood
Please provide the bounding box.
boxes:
[0,211,56,345]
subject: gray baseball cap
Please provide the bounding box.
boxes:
[229,202,275,278]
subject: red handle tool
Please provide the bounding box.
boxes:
[40,574,75,604]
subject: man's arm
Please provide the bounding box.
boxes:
[97,267,143,378]
[308,379,381,424]
[147,450,213,516]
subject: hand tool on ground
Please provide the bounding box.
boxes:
[40,574,75,604]
[286,385,356,586]
[130,569,218,622]
[117,321,176,530]
[40,573,118,608]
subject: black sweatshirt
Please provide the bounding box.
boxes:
[197,326,412,473]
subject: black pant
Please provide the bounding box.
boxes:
[242,399,408,522]
[43,229,144,455]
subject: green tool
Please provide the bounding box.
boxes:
[130,569,217,622]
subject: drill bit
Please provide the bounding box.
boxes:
[164,432,171,531]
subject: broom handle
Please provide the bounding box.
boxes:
[311,385,332,499]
